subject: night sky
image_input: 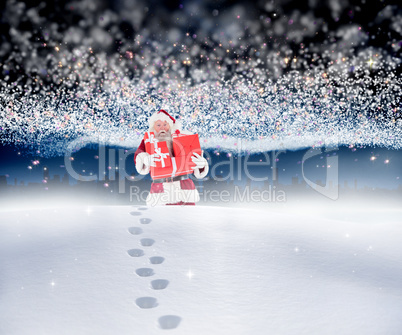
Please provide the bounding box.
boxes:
[0,0,401,192]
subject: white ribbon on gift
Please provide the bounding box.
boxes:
[144,131,179,175]
[171,157,177,177]
[144,132,159,149]
[153,147,170,168]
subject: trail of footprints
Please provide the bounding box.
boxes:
[128,208,182,330]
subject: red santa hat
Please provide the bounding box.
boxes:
[148,109,180,132]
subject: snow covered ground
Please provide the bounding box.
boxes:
[1,204,402,334]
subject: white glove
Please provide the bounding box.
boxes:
[135,152,156,175]
[191,152,209,179]
[191,152,207,169]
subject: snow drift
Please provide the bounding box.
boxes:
[1,204,401,334]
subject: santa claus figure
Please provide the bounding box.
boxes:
[134,109,209,206]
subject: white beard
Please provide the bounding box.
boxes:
[153,128,173,156]
[166,139,173,157]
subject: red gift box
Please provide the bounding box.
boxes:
[144,132,172,179]
[143,131,202,179]
[172,131,202,176]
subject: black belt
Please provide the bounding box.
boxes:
[152,174,191,184]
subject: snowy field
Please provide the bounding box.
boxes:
[1,204,402,334]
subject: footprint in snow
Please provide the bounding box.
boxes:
[138,207,148,210]
[141,238,155,247]
[136,297,158,309]
[150,256,165,264]
[130,211,141,216]
[135,268,154,277]
[127,249,144,257]
[158,315,181,330]
[128,227,143,235]
[151,279,169,290]
[140,218,152,224]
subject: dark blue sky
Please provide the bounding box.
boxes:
[1,143,400,190]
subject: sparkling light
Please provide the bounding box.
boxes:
[0,3,400,157]
[86,207,92,215]
[186,269,194,280]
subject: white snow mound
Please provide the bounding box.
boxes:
[0,205,401,334]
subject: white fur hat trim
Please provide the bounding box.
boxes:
[148,109,180,132]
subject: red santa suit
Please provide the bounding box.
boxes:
[134,110,208,206]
